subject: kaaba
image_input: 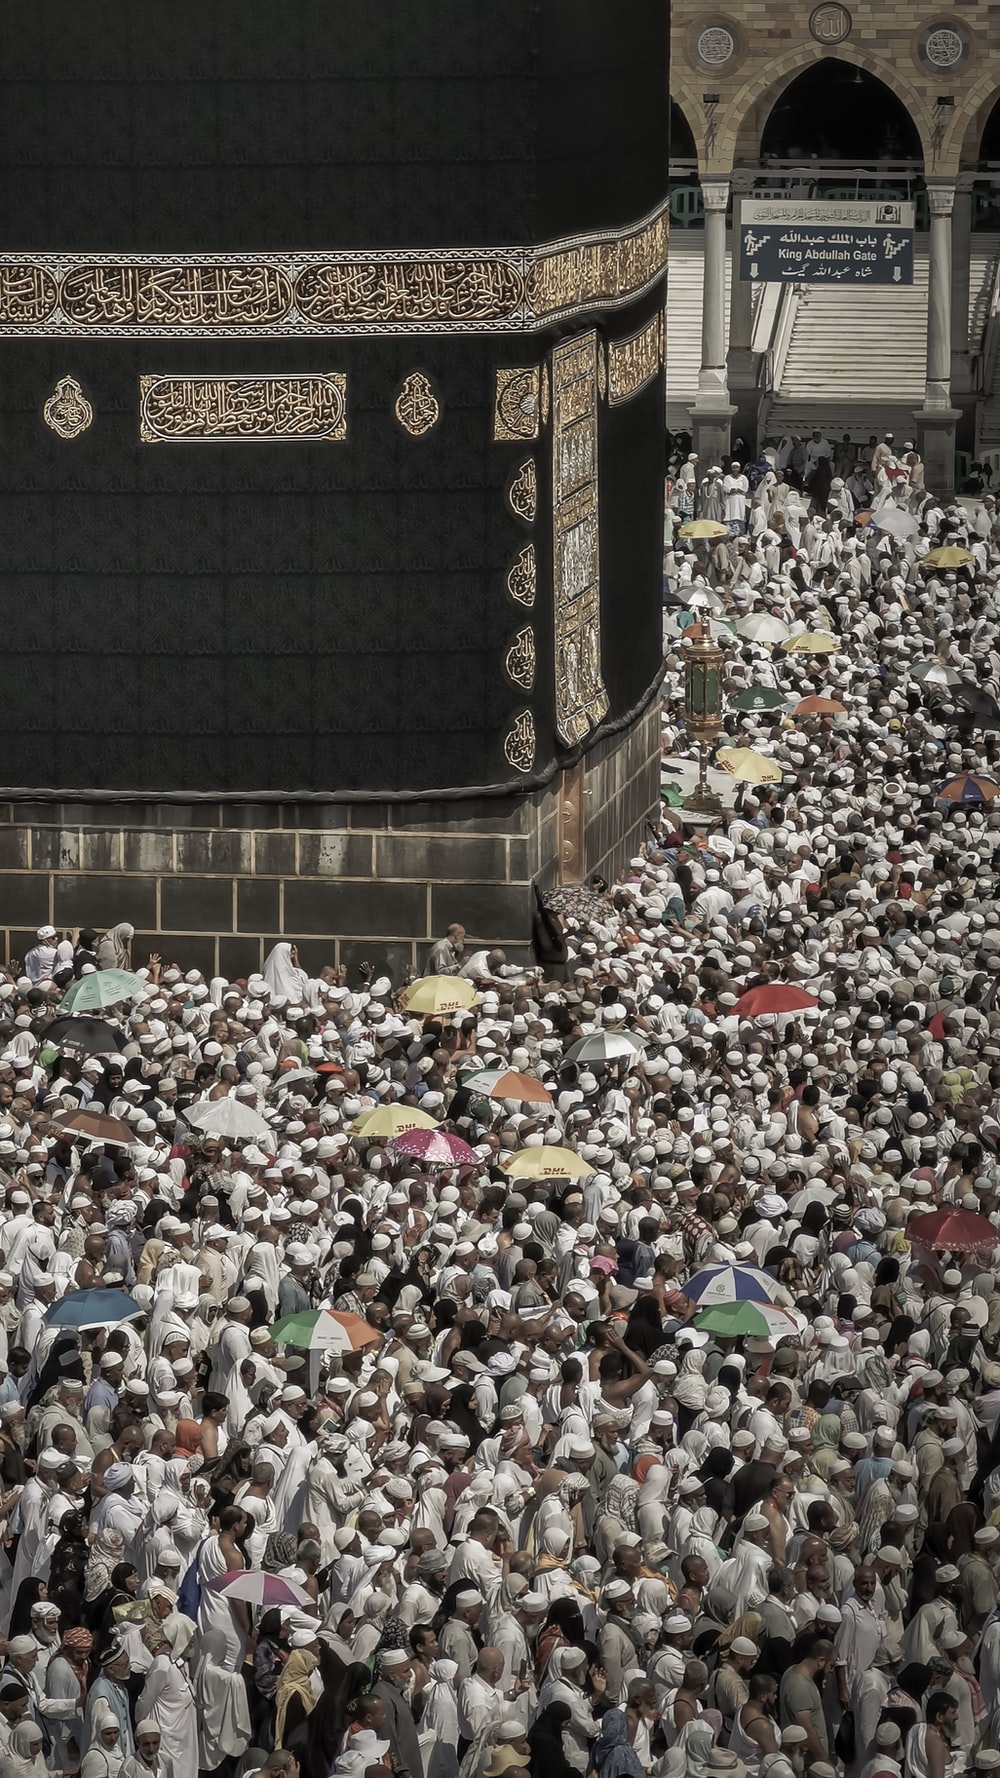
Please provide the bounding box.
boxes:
[0,0,669,976]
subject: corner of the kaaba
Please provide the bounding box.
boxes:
[0,0,668,974]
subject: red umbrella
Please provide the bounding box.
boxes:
[734,986,819,1018]
[908,1208,997,1253]
[386,1128,480,1167]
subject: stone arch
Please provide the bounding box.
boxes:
[953,82,1000,170]
[670,95,698,164]
[669,73,710,172]
[710,45,932,175]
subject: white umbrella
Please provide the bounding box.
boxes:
[185,1099,272,1142]
[564,1031,646,1065]
[873,505,919,541]
[735,613,791,645]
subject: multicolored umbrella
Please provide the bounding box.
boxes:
[461,1069,553,1105]
[694,1301,802,1340]
[387,1128,479,1167]
[501,1146,593,1180]
[731,687,787,712]
[209,1570,312,1607]
[735,984,818,1017]
[717,748,782,785]
[61,970,146,1013]
[269,1308,382,1351]
[401,976,477,1017]
[935,773,1000,804]
[564,1031,646,1065]
[540,885,613,923]
[680,1265,781,1306]
[52,1109,134,1146]
[350,1105,439,1138]
[908,1208,998,1253]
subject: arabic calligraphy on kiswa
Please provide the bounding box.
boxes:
[139,375,347,442]
[0,202,667,335]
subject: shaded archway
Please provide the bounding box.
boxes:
[979,93,1000,163]
[670,98,697,163]
[760,59,922,163]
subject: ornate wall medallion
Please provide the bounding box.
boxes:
[809,3,852,44]
[503,710,536,773]
[494,367,542,441]
[42,375,93,438]
[139,373,347,441]
[508,459,538,523]
[551,332,609,747]
[393,372,439,437]
[506,546,537,608]
[918,22,969,69]
[504,627,537,690]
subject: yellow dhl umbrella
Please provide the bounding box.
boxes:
[350,1105,439,1138]
[922,546,973,569]
[400,975,477,1017]
[678,519,729,540]
[716,747,782,785]
[780,631,839,654]
[501,1146,593,1180]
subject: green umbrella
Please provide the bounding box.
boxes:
[61,970,146,1012]
[693,1300,800,1339]
[731,687,786,712]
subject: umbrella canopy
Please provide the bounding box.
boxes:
[42,1015,124,1057]
[944,684,1000,726]
[935,772,1000,803]
[731,686,787,712]
[269,1308,382,1351]
[780,632,838,654]
[350,1105,439,1138]
[678,519,729,539]
[694,1301,802,1341]
[922,546,973,568]
[185,1098,272,1142]
[209,1570,312,1608]
[45,1288,145,1330]
[386,1128,480,1167]
[401,975,477,1017]
[687,587,727,611]
[872,506,919,540]
[908,1208,998,1253]
[786,1184,840,1215]
[461,1068,553,1105]
[61,970,146,1013]
[717,747,782,785]
[735,614,790,645]
[794,695,846,716]
[52,1108,135,1146]
[680,1264,781,1306]
[734,984,818,1017]
[911,660,963,686]
[540,885,612,922]
[502,1146,593,1180]
[564,1031,646,1065]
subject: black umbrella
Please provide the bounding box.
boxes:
[42,1015,124,1056]
[947,684,1000,727]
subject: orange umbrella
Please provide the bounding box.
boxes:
[52,1109,134,1146]
[794,696,846,716]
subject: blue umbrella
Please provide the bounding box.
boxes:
[44,1288,144,1330]
[679,1264,780,1307]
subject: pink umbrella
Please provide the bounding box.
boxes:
[209,1570,312,1607]
[386,1128,480,1167]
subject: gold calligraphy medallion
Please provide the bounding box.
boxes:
[394,372,440,437]
[42,376,93,439]
[494,367,542,441]
[503,710,536,774]
[504,627,537,691]
[506,546,537,608]
[508,460,538,524]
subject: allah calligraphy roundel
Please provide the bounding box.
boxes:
[809,3,853,45]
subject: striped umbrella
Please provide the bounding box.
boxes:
[680,1265,781,1306]
[935,773,1000,804]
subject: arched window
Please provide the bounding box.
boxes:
[760,59,922,163]
[670,99,697,163]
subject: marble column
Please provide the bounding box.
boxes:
[914,179,961,495]
[950,178,973,396]
[691,176,737,463]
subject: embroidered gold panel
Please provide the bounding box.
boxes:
[138,374,347,441]
[494,367,542,441]
[607,311,664,406]
[551,332,609,748]
[0,202,667,336]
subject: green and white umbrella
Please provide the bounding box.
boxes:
[61,970,146,1012]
